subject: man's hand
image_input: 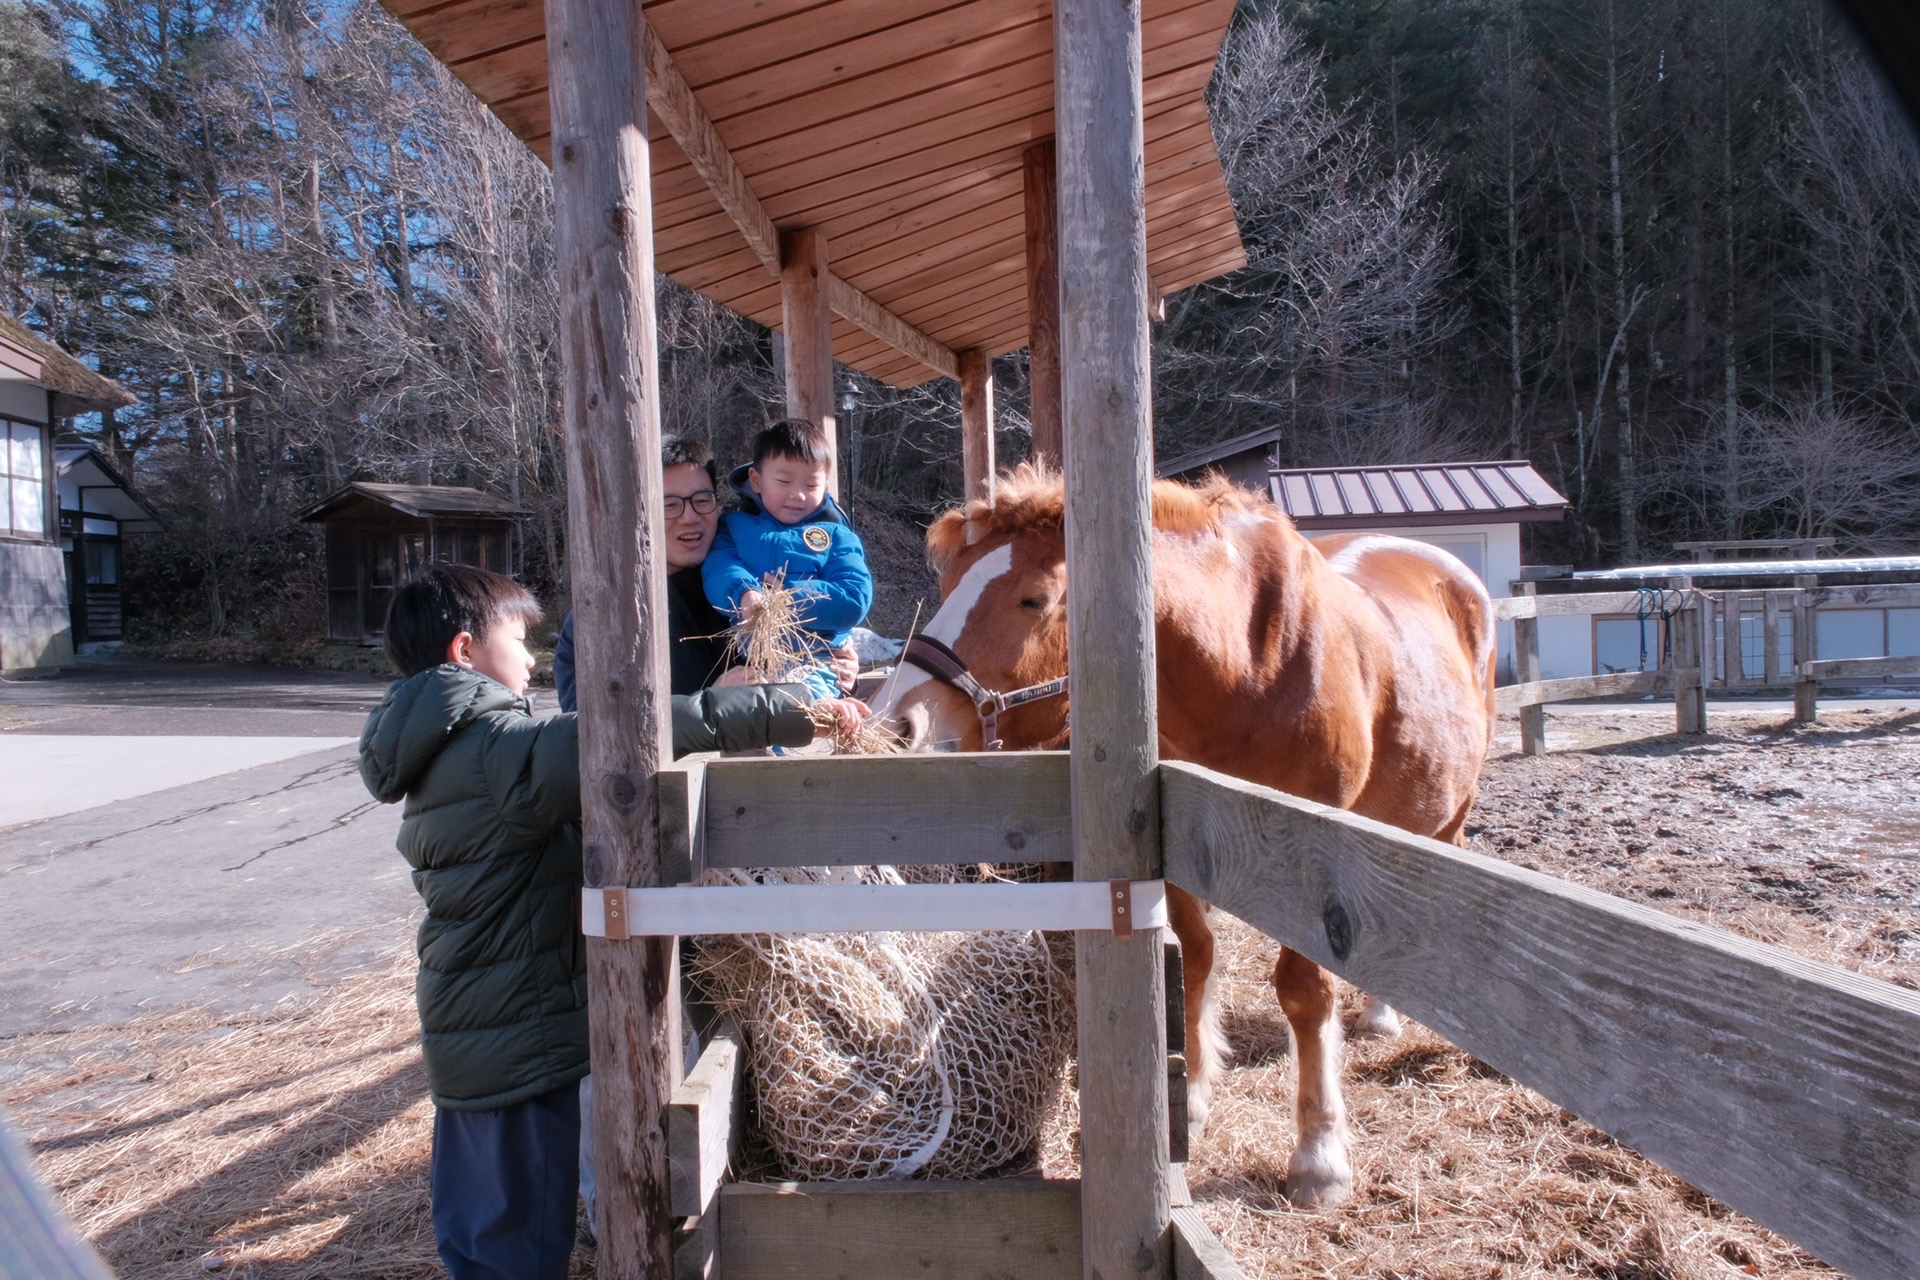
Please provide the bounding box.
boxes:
[809,697,871,738]
[712,665,754,688]
[827,646,859,693]
[737,589,764,621]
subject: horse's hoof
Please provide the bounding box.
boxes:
[1284,1140,1353,1208]
[1351,1002,1403,1039]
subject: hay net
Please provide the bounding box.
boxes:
[686,864,1076,1181]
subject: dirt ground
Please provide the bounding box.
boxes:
[5,703,1916,1278]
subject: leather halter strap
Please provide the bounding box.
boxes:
[900,634,1070,751]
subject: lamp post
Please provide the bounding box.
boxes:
[836,376,860,522]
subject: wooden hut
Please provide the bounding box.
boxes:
[296,482,525,644]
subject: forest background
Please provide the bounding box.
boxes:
[3,0,1919,647]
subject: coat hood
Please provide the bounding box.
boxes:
[724,461,850,526]
[359,665,527,803]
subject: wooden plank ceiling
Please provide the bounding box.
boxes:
[382,0,1247,388]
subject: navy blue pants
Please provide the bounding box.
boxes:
[431,1081,580,1280]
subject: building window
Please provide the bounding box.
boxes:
[3,418,47,538]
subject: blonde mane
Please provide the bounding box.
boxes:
[928,463,1275,572]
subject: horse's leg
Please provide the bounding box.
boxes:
[1352,993,1403,1038]
[1273,946,1352,1205]
[1167,885,1225,1138]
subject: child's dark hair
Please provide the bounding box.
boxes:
[662,433,718,487]
[751,418,831,468]
[383,564,543,677]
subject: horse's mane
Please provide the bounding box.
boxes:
[927,462,1275,573]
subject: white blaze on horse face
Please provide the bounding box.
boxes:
[872,543,1016,723]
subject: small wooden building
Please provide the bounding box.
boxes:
[297,482,525,644]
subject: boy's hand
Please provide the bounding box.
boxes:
[827,646,859,692]
[737,589,764,621]
[810,697,871,738]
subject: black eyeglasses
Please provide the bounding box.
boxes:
[663,491,719,519]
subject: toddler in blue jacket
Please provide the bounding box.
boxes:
[703,418,874,699]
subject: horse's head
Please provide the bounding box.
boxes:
[873,466,1072,752]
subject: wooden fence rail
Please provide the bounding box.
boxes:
[1159,760,1920,1280]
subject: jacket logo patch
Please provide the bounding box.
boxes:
[802,526,832,552]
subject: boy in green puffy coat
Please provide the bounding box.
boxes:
[359,564,859,1280]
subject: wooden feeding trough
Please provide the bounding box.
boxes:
[375,3,1920,1279]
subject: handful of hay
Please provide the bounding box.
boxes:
[731,570,905,754]
[688,865,1076,1180]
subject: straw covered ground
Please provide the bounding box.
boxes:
[4,705,1915,1278]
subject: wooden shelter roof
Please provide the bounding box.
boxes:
[379,0,1246,388]
[295,481,529,522]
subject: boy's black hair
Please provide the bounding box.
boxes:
[662,433,718,487]
[751,418,832,469]
[383,563,543,678]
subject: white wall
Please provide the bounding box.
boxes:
[0,373,48,424]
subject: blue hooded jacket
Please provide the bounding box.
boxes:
[702,462,874,650]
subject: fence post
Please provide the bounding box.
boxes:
[1793,576,1819,724]
[1672,576,1705,734]
[1512,582,1545,756]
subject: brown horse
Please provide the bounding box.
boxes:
[872,465,1495,1205]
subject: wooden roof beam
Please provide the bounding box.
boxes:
[639,18,959,384]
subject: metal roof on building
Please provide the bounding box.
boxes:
[295,482,528,523]
[1269,461,1568,529]
[379,0,1246,389]
[1574,556,1920,582]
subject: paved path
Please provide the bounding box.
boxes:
[0,659,412,1045]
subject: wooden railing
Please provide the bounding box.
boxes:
[652,753,1920,1280]
[1495,581,1920,751]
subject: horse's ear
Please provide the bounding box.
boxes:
[926,509,969,575]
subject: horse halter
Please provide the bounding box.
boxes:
[899,635,1070,751]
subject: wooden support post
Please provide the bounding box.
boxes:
[1793,576,1819,724]
[545,0,675,1272]
[1024,139,1062,469]
[1722,589,1745,688]
[1511,582,1545,756]
[1671,577,1705,734]
[781,227,838,492]
[959,348,996,503]
[1055,1,1170,1277]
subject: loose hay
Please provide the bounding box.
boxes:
[727,570,815,684]
[687,865,1076,1180]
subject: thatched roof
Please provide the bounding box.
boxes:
[0,315,137,417]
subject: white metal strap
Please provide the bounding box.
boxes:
[582,880,1168,938]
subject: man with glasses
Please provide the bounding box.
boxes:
[552,435,857,708]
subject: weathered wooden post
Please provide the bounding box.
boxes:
[1671,576,1706,734]
[545,0,675,1273]
[1024,139,1063,469]
[1055,1,1171,1276]
[782,227,838,490]
[1793,576,1819,724]
[1511,582,1546,756]
[959,348,996,503]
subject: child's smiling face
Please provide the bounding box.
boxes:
[749,455,832,525]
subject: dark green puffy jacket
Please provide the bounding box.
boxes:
[359,664,817,1110]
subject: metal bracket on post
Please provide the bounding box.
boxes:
[1109,879,1135,939]
[602,887,630,941]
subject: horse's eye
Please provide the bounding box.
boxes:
[1020,597,1046,613]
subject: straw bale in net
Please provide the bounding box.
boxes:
[687,866,1076,1180]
